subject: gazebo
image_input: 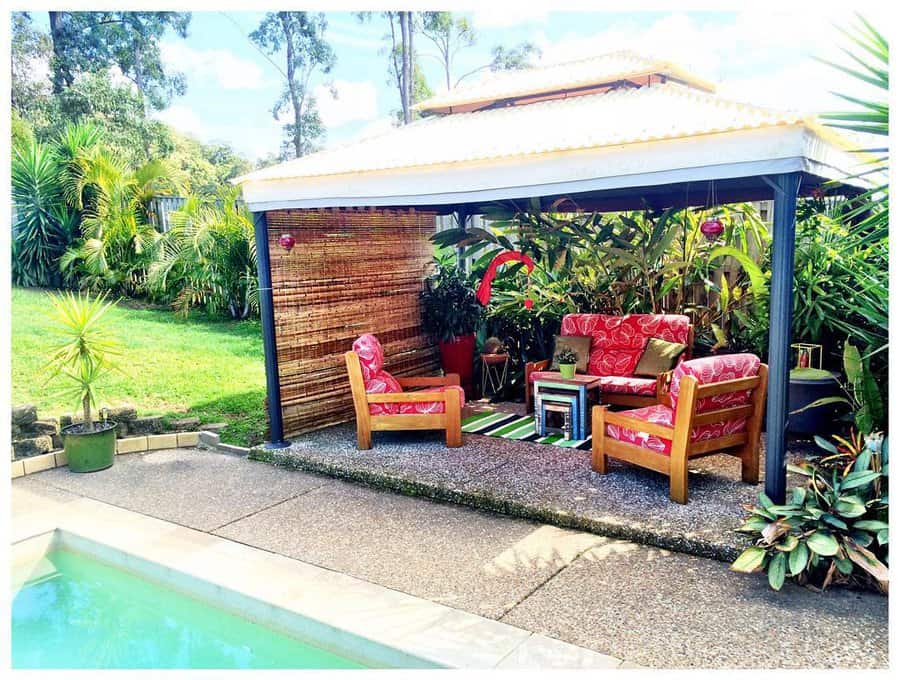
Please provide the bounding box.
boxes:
[235,51,868,503]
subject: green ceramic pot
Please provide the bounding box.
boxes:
[63,421,117,473]
[559,363,576,379]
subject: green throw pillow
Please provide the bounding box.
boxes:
[550,335,591,373]
[633,338,687,377]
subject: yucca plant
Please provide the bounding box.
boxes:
[46,291,122,432]
[11,141,78,288]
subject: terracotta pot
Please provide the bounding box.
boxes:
[438,334,476,397]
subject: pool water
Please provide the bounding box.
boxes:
[12,549,367,669]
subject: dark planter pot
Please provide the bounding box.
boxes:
[787,369,843,435]
[63,421,117,473]
[438,334,476,397]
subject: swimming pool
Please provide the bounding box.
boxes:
[12,548,366,669]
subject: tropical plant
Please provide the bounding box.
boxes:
[421,258,482,342]
[731,434,888,593]
[433,200,770,356]
[147,187,258,319]
[11,140,79,288]
[45,291,121,431]
[819,15,888,244]
[60,150,173,295]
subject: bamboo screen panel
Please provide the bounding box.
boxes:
[266,208,440,436]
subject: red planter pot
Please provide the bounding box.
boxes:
[438,334,476,397]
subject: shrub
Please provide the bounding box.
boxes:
[421,259,482,342]
[731,433,888,593]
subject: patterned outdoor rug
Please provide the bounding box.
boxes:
[462,409,592,449]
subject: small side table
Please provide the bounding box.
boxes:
[480,353,509,397]
[533,375,602,440]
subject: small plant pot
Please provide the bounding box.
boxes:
[559,363,576,379]
[63,421,117,473]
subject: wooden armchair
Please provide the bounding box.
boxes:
[591,354,768,504]
[345,334,464,450]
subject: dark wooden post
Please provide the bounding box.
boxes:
[764,172,801,502]
[252,211,289,448]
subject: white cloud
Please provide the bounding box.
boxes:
[152,105,208,138]
[160,41,270,90]
[473,8,550,29]
[313,79,378,128]
[532,9,875,114]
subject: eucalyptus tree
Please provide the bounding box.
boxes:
[46,11,191,111]
[251,12,336,159]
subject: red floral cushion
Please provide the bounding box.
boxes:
[529,372,656,396]
[605,403,749,455]
[354,335,465,415]
[561,314,691,377]
[598,375,657,396]
[353,333,385,380]
[670,354,761,413]
[397,386,465,415]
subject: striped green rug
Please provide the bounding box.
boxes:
[462,409,592,449]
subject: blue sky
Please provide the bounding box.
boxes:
[38,7,882,161]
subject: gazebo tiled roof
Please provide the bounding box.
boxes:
[236,51,867,212]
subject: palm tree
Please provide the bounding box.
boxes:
[147,185,258,318]
[60,150,175,295]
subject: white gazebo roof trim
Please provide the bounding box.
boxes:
[236,57,869,212]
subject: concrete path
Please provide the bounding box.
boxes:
[15,448,888,669]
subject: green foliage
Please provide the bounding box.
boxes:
[554,347,577,365]
[732,435,888,593]
[147,187,258,319]
[165,132,252,196]
[47,11,191,109]
[11,12,52,118]
[251,12,336,159]
[12,288,266,447]
[433,202,769,359]
[421,260,482,342]
[45,291,122,429]
[11,140,79,288]
[60,148,176,296]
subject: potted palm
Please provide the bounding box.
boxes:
[421,262,482,397]
[47,292,121,473]
[555,347,578,379]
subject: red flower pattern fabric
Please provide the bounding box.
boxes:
[597,375,657,396]
[353,334,465,416]
[670,354,760,413]
[528,371,656,395]
[605,353,761,455]
[605,403,750,455]
[560,314,691,377]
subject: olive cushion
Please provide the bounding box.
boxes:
[550,335,591,373]
[633,338,688,377]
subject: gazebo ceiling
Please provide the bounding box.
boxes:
[236,52,870,214]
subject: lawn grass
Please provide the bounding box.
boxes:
[11,287,267,447]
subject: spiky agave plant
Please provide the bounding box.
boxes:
[45,291,122,431]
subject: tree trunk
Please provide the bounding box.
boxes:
[48,11,72,94]
[280,16,303,158]
[83,393,93,432]
[400,12,411,124]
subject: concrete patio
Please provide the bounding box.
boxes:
[13,447,888,669]
[253,419,813,562]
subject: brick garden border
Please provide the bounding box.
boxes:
[11,432,202,479]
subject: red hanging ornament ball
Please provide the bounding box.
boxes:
[278,233,295,251]
[700,218,724,241]
[523,298,534,310]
